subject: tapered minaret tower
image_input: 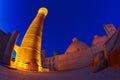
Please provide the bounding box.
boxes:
[14,7,48,71]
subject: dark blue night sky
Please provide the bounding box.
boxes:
[0,0,120,57]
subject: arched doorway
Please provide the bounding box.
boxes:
[109,48,120,67]
[12,50,16,62]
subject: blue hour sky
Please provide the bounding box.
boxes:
[0,0,120,57]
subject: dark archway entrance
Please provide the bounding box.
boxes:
[109,48,120,67]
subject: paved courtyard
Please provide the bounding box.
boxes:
[0,65,120,80]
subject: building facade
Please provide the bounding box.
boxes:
[42,24,118,71]
[0,30,19,66]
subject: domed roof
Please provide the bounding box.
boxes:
[92,35,108,46]
[65,38,89,54]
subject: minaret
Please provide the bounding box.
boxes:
[14,7,48,71]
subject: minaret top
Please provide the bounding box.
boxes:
[38,7,48,16]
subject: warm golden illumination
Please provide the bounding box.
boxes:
[38,7,48,16]
[14,7,48,71]
[14,45,19,53]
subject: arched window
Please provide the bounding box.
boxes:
[77,48,80,52]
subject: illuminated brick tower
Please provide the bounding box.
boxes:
[14,7,48,71]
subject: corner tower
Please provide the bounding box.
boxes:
[14,7,48,71]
